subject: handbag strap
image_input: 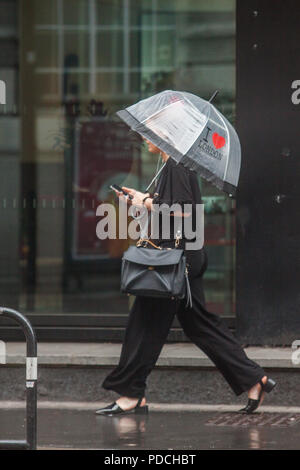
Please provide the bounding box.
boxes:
[185,269,193,309]
[136,238,162,250]
[136,230,182,250]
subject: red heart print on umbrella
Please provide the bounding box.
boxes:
[212,133,226,149]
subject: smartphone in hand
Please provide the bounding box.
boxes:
[110,184,133,200]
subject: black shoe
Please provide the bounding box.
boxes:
[239,377,277,414]
[95,397,148,416]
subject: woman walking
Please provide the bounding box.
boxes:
[97,139,276,416]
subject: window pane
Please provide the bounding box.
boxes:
[64,32,90,67]
[35,31,58,68]
[63,0,89,25]
[15,0,236,320]
[95,0,124,26]
[34,0,57,25]
[96,31,124,67]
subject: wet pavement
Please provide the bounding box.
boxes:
[1,407,300,450]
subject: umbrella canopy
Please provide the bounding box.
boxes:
[117,90,241,197]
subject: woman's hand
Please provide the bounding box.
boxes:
[121,187,150,208]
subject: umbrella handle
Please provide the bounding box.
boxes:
[208,90,219,103]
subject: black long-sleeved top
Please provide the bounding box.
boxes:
[150,156,203,250]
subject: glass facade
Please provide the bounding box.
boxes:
[0,0,236,329]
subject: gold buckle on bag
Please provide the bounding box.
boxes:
[175,230,182,248]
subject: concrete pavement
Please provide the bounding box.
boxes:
[1,342,299,405]
[4,342,296,368]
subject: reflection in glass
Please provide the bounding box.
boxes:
[2,0,236,323]
[63,0,89,25]
[95,0,124,27]
[96,31,124,68]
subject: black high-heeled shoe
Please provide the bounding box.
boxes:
[239,377,277,414]
[95,397,148,416]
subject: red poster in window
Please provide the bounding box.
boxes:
[72,119,140,260]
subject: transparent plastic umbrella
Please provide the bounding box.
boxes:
[117,90,241,197]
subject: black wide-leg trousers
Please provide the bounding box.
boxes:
[102,268,265,399]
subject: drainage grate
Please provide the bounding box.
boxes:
[205,413,300,427]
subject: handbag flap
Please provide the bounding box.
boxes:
[122,246,184,266]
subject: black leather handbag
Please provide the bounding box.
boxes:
[120,237,192,307]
